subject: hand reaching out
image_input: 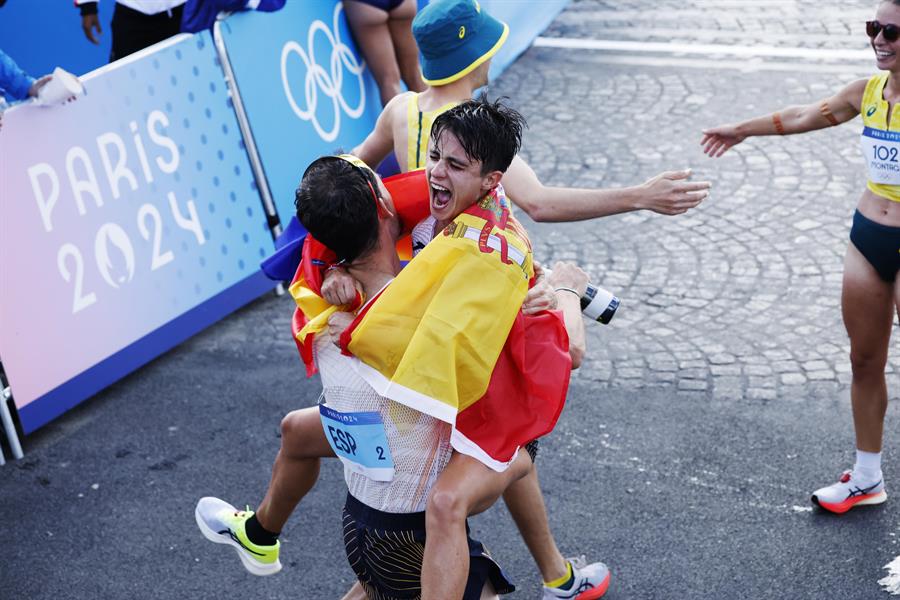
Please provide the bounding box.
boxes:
[640,169,711,215]
[700,124,745,158]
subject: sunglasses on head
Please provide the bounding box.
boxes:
[867,20,900,42]
[336,154,391,219]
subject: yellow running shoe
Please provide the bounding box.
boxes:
[194,496,281,576]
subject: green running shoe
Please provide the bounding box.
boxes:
[195,496,282,576]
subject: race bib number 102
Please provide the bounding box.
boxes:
[861,126,900,185]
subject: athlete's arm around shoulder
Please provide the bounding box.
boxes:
[701,78,868,157]
[352,92,411,168]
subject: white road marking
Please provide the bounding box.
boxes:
[583,27,861,47]
[540,52,869,75]
[533,37,871,61]
[880,555,900,595]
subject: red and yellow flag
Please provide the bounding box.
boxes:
[342,187,572,470]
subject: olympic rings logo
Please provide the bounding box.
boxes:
[280,3,366,143]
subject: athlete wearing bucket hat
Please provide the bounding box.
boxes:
[413,0,508,86]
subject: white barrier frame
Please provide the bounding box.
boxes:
[0,385,24,464]
[213,20,282,241]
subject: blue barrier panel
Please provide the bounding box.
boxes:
[0,33,276,433]
[215,1,383,225]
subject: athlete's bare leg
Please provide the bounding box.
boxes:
[255,406,335,533]
[387,0,426,94]
[503,467,568,582]
[421,450,533,600]
[343,0,405,106]
[842,244,894,453]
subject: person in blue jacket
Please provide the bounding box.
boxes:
[0,49,49,103]
[180,0,286,33]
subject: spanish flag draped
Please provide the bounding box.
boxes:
[342,186,572,470]
[288,170,431,376]
[288,235,358,377]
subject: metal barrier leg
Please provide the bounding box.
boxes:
[0,387,23,460]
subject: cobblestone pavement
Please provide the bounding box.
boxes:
[545,0,872,48]
[496,0,900,406]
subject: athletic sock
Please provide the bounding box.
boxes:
[545,561,574,590]
[244,514,279,546]
[853,449,883,483]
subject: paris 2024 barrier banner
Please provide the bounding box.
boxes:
[0,33,276,433]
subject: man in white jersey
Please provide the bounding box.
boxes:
[298,154,515,598]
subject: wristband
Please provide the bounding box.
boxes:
[819,101,839,126]
[554,287,581,298]
[772,112,785,135]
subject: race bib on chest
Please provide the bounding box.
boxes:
[319,404,395,481]
[861,126,900,184]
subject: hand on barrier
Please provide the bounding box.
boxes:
[27,75,51,98]
[33,69,83,106]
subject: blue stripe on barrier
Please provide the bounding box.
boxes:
[17,270,274,434]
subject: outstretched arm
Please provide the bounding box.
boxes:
[701,77,867,158]
[502,155,711,221]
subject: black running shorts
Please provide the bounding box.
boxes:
[342,492,515,599]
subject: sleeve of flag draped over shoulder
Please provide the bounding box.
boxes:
[285,170,431,375]
[288,235,360,377]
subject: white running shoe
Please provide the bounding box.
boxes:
[194,496,282,576]
[811,470,887,514]
[541,556,611,600]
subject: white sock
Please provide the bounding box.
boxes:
[853,450,882,482]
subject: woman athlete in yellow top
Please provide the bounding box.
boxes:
[701,0,900,515]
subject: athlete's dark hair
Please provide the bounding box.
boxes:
[294,157,380,264]
[430,96,526,175]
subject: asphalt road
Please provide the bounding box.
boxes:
[4,1,900,599]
